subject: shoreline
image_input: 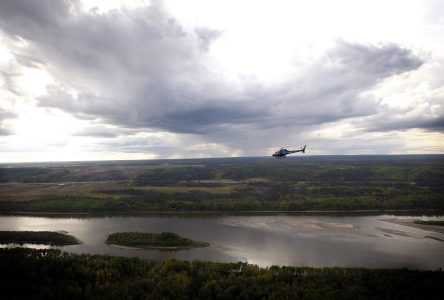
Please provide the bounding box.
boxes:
[106,242,210,251]
[1,209,443,218]
[382,218,444,235]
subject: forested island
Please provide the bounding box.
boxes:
[0,155,443,213]
[106,232,209,249]
[0,248,442,300]
[0,231,80,246]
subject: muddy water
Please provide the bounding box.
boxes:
[0,214,443,269]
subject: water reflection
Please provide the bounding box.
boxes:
[0,243,51,249]
[0,214,443,269]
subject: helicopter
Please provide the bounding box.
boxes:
[272,145,306,158]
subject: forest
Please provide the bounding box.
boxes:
[106,232,209,249]
[0,248,442,300]
[0,231,80,246]
[0,155,443,213]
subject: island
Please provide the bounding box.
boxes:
[0,231,81,246]
[105,232,209,250]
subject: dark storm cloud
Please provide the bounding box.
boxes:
[0,0,426,142]
[365,114,444,133]
[328,41,423,80]
[423,117,444,130]
[250,41,424,129]
[90,135,164,153]
[72,125,138,138]
[157,104,266,133]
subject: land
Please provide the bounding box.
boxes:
[414,220,444,226]
[0,248,442,300]
[0,231,80,246]
[383,219,444,235]
[0,155,443,213]
[106,232,209,249]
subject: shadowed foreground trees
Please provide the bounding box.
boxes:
[0,248,443,300]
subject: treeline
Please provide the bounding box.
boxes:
[2,156,443,189]
[414,220,444,226]
[0,193,442,213]
[0,167,129,183]
[219,163,444,191]
[0,248,443,300]
[106,232,208,248]
[0,231,80,246]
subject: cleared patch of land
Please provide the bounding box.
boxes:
[0,231,80,246]
[105,232,209,249]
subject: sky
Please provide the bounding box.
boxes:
[0,0,443,162]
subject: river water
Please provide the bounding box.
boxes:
[1,214,443,269]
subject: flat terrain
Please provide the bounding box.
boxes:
[0,155,443,213]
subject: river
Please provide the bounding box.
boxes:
[1,213,443,269]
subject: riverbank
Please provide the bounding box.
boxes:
[382,218,444,234]
[2,209,444,218]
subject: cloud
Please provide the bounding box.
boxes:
[0,109,15,135]
[194,27,222,51]
[72,125,139,138]
[328,40,423,79]
[364,114,444,133]
[0,0,437,157]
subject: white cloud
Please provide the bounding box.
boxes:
[0,0,443,161]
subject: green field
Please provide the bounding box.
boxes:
[0,155,443,213]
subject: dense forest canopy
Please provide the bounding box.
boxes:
[0,248,442,300]
[106,232,209,249]
[0,231,80,246]
[0,156,443,212]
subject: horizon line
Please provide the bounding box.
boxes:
[2,153,444,165]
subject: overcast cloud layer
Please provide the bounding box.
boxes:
[0,0,443,161]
